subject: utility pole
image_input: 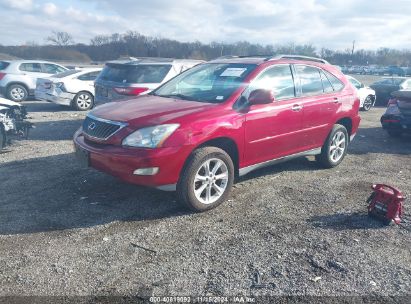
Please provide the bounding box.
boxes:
[351,40,356,55]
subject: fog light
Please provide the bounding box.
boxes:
[133,167,159,176]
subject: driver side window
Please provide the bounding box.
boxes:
[247,65,295,100]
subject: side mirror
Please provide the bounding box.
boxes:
[248,89,275,105]
[360,83,365,88]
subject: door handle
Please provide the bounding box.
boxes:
[333,97,341,103]
[292,104,303,111]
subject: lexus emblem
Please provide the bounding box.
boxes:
[88,122,96,131]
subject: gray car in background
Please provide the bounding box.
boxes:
[94,58,204,104]
[0,60,68,102]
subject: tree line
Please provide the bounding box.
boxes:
[1,31,411,66]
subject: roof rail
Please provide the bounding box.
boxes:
[267,55,329,64]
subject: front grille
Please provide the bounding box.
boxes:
[82,115,125,140]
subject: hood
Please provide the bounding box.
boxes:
[0,97,22,108]
[90,95,216,126]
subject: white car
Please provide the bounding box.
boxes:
[347,75,376,111]
[0,60,68,102]
[35,68,102,111]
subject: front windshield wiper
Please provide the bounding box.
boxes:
[157,93,195,101]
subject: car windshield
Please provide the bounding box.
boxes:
[99,64,172,84]
[153,63,257,103]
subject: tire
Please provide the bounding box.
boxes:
[7,84,28,102]
[361,96,373,111]
[177,147,234,212]
[72,92,94,111]
[316,124,349,168]
[386,129,402,137]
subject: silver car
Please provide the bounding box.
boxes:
[0,60,68,102]
[94,58,204,104]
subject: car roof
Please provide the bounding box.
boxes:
[107,58,204,66]
[208,55,330,66]
[8,60,65,65]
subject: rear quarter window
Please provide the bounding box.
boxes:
[0,61,10,70]
[99,64,172,84]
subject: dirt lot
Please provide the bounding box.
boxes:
[0,99,410,301]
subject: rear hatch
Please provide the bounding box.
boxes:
[94,63,173,103]
[392,91,411,117]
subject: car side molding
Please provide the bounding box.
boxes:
[239,148,321,176]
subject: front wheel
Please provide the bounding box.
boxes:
[73,92,94,111]
[316,124,349,168]
[177,147,234,212]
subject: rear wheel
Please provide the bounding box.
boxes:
[362,96,373,111]
[316,124,348,168]
[7,84,28,102]
[177,147,234,212]
[73,92,94,111]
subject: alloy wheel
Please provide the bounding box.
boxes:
[329,131,346,163]
[76,94,92,110]
[193,158,229,205]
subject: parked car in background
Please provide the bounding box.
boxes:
[347,75,376,111]
[94,58,204,104]
[386,66,405,76]
[0,60,68,102]
[35,68,102,111]
[370,77,411,106]
[74,55,360,212]
[381,90,411,137]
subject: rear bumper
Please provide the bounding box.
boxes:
[35,90,74,106]
[381,114,411,131]
[73,130,193,190]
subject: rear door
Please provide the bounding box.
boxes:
[19,62,46,91]
[293,65,344,149]
[243,64,305,166]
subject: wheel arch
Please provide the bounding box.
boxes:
[335,117,352,137]
[194,137,240,178]
[6,82,30,94]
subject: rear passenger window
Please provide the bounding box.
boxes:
[295,65,323,96]
[324,71,344,91]
[19,63,42,72]
[252,65,295,100]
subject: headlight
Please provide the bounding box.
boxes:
[122,124,180,148]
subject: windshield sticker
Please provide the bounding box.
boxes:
[220,68,247,77]
[216,96,224,100]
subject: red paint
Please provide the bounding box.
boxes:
[74,58,361,189]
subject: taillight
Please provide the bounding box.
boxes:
[0,72,6,80]
[113,87,149,96]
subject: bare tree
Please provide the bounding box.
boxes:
[46,31,74,46]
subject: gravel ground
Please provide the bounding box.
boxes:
[0,100,410,302]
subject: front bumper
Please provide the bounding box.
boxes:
[381,114,411,132]
[73,131,192,190]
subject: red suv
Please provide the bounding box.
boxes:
[74,55,360,211]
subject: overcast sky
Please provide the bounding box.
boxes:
[1,0,411,50]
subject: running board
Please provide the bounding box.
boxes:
[239,148,321,176]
